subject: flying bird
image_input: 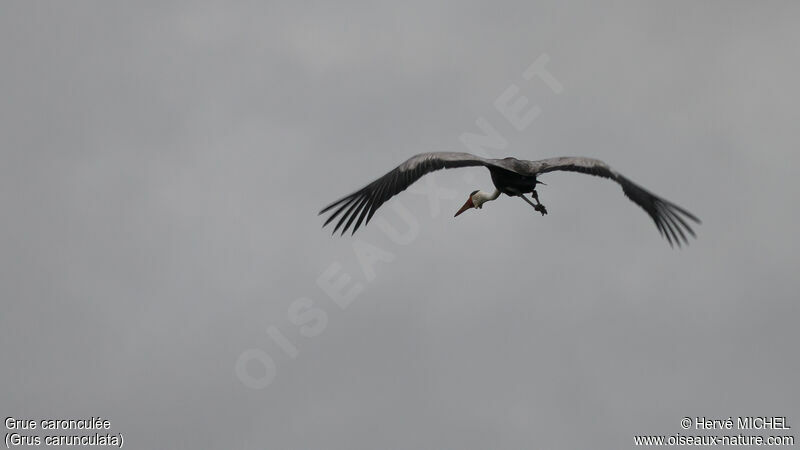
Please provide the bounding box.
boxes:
[319,152,700,246]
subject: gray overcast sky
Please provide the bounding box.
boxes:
[1,2,798,449]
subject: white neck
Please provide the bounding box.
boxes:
[474,189,501,208]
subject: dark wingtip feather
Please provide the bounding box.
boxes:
[322,195,358,227]
[351,196,373,235]
[662,205,687,246]
[341,196,369,235]
[652,214,671,246]
[319,196,349,215]
[667,201,701,224]
[663,205,695,240]
[332,196,363,234]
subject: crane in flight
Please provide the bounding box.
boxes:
[319,152,700,246]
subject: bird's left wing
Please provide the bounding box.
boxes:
[514,156,701,246]
[320,152,490,235]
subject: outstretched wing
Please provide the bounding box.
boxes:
[519,156,701,246]
[319,152,490,235]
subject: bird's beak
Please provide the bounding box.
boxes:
[454,197,475,217]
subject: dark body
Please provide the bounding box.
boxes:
[489,163,540,196]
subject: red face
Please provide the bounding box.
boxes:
[454,196,475,217]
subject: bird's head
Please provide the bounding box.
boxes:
[454,190,484,217]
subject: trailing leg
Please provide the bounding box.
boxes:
[519,194,548,216]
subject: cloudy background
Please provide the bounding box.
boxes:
[2,2,799,449]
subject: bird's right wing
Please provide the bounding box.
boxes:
[319,152,490,235]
